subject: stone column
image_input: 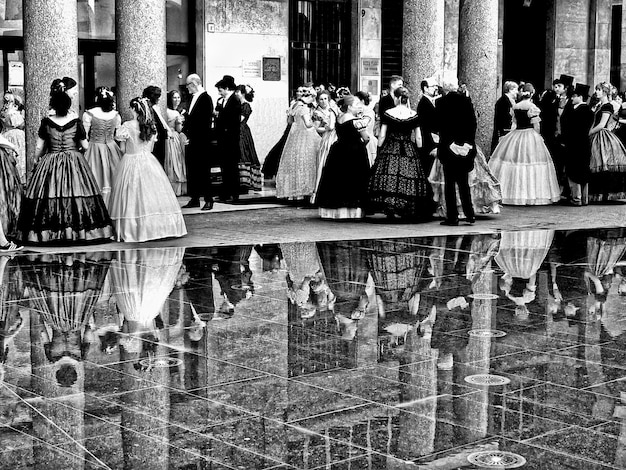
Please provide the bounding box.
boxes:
[403,0,445,104]
[23,0,79,175]
[458,0,498,152]
[116,0,167,121]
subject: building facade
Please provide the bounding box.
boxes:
[8,0,624,167]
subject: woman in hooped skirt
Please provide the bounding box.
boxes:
[315,94,371,219]
[108,97,186,242]
[17,79,114,244]
[488,82,560,205]
[588,82,626,202]
[368,86,434,220]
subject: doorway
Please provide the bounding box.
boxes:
[502,0,548,90]
[289,0,352,95]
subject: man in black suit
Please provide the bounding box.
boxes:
[214,75,241,202]
[183,74,215,210]
[417,77,439,174]
[561,83,593,206]
[142,85,168,167]
[374,75,403,137]
[491,80,518,152]
[435,76,477,226]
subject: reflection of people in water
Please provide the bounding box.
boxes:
[254,243,283,272]
[318,241,370,339]
[21,252,112,385]
[584,229,626,321]
[0,254,22,395]
[495,230,555,320]
[281,242,331,320]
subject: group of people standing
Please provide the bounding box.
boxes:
[265,75,495,225]
[490,75,626,207]
[0,72,268,250]
[0,76,187,248]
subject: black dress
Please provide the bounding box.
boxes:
[368,112,434,219]
[315,118,370,219]
[18,117,114,243]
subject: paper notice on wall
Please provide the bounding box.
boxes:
[361,58,380,76]
[242,60,262,78]
[8,61,23,86]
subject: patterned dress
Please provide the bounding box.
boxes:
[18,117,114,243]
[276,103,321,200]
[165,108,188,196]
[588,102,626,201]
[368,112,434,219]
[238,102,262,191]
[83,110,123,208]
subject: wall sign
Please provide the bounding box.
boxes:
[361,58,380,76]
[262,57,281,81]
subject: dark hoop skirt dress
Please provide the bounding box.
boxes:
[0,136,22,239]
[588,103,626,201]
[368,113,434,219]
[315,118,370,219]
[17,118,114,243]
[238,102,262,191]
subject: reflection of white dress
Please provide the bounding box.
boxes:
[110,248,184,327]
[109,121,187,242]
[495,230,555,279]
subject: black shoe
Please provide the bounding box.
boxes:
[465,217,476,225]
[182,199,200,209]
[201,200,214,211]
[440,219,459,226]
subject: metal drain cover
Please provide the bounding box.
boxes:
[468,329,507,338]
[230,283,262,291]
[467,450,526,468]
[139,357,183,368]
[468,293,499,300]
[464,374,511,386]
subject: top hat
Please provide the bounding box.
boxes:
[556,74,574,88]
[572,83,590,99]
[215,74,237,90]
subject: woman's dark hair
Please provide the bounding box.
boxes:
[49,90,72,116]
[337,94,356,113]
[130,97,157,142]
[235,84,255,102]
[95,86,115,112]
[393,86,410,105]
[142,85,162,105]
[355,90,371,106]
[167,90,181,110]
[520,83,535,99]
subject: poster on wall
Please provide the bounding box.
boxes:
[262,57,281,81]
[361,58,380,76]
[8,61,23,86]
[243,60,262,78]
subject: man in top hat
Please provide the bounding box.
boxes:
[540,74,574,197]
[214,75,241,202]
[183,73,215,210]
[560,83,593,206]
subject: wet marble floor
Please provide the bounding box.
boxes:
[1,228,626,469]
